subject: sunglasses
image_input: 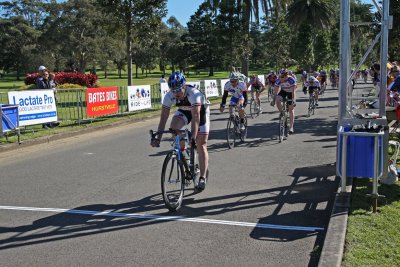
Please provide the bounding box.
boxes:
[172,86,184,94]
[230,79,238,83]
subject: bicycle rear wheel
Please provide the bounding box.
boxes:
[161,151,185,211]
[226,116,236,149]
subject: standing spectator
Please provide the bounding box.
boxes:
[159,74,166,83]
[35,66,59,128]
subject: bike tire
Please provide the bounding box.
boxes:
[278,112,285,142]
[226,116,236,149]
[284,113,289,137]
[312,97,316,115]
[240,116,248,142]
[249,100,255,119]
[161,151,185,212]
[307,97,313,117]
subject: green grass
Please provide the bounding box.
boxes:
[343,179,400,267]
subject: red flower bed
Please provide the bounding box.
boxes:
[24,72,98,87]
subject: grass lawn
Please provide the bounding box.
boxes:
[343,179,400,267]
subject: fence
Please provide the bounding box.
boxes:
[0,79,233,126]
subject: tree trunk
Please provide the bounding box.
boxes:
[126,24,133,86]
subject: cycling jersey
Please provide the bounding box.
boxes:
[221,81,248,107]
[162,85,210,134]
[274,76,296,91]
[249,78,263,92]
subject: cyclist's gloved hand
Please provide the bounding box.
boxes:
[150,138,160,147]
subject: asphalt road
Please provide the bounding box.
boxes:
[0,85,341,267]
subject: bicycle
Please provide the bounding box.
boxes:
[226,105,248,149]
[249,97,260,118]
[307,89,317,117]
[149,128,208,211]
[278,96,289,143]
[267,84,274,102]
[319,81,327,95]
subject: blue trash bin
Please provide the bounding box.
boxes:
[338,126,383,178]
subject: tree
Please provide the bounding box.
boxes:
[98,0,166,86]
[286,0,334,30]
[0,16,39,79]
[187,2,220,76]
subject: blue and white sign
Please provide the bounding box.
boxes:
[160,83,169,104]
[127,85,151,111]
[204,80,219,98]
[8,90,58,126]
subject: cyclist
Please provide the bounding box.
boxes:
[271,69,297,134]
[301,70,308,92]
[303,76,320,106]
[220,72,248,131]
[319,70,327,91]
[266,71,278,98]
[150,72,210,191]
[248,74,265,113]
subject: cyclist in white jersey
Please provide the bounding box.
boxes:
[271,69,297,134]
[150,72,210,191]
[220,72,248,130]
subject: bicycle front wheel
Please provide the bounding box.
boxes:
[240,116,248,142]
[249,99,255,119]
[278,112,285,142]
[161,151,185,211]
[307,97,313,117]
[226,116,236,149]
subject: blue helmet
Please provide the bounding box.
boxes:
[168,72,186,92]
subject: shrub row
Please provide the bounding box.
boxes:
[25,72,98,87]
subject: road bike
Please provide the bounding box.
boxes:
[278,97,289,143]
[267,84,274,102]
[307,90,317,117]
[226,105,248,149]
[320,81,327,95]
[149,128,208,211]
[248,97,261,118]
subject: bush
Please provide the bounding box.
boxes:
[24,72,98,87]
[55,83,87,89]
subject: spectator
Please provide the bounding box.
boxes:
[159,74,166,83]
[35,66,59,129]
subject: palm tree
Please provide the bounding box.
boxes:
[286,0,334,30]
[206,0,292,75]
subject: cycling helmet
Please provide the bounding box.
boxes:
[279,69,288,76]
[308,76,317,82]
[168,72,186,91]
[229,72,239,81]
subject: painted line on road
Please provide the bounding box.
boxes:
[0,205,324,232]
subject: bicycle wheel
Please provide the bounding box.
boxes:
[249,99,255,119]
[307,97,313,117]
[284,112,289,137]
[278,112,285,142]
[240,116,248,142]
[161,151,185,211]
[226,116,236,149]
[312,96,316,115]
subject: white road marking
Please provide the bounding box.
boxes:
[0,205,324,232]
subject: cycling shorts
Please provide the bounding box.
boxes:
[277,90,294,105]
[229,95,244,106]
[174,106,210,135]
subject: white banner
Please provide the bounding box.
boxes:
[127,85,151,111]
[8,90,58,126]
[187,81,200,91]
[258,74,266,85]
[160,83,169,104]
[204,80,219,97]
[220,79,229,95]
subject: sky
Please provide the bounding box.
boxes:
[164,0,205,26]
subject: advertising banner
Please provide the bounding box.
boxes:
[8,90,58,126]
[127,85,151,111]
[220,79,230,93]
[258,74,266,85]
[204,80,219,98]
[187,81,200,91]
[160,83,169,104]
[86,87,118,117]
